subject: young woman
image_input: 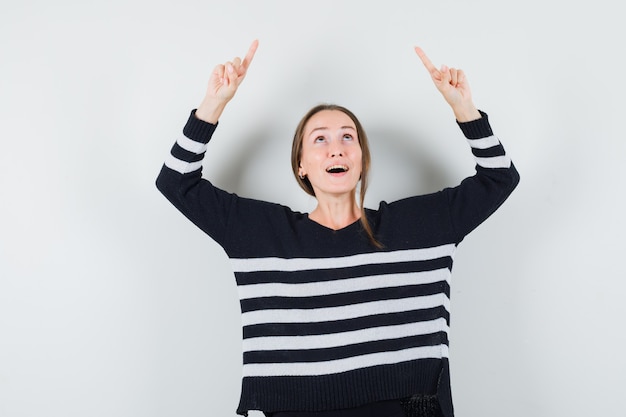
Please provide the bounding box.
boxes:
[156,40,519,417]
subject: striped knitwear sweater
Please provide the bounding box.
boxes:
[156,110,520,417]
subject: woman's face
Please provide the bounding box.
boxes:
[299,110,363,199]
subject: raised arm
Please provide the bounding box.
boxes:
[412,47,519,239]
[414,46,481,123]
[195,39,259,124]
[156,40,260,244]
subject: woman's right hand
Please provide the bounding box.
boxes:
[196,39,259,124]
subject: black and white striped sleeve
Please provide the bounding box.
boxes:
[445,111,520,240]
[156,110,237,244]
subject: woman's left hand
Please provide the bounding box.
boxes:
[414,46,481,122]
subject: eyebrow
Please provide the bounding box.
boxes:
[308,126,356,135]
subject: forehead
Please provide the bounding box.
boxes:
[304,110,356,135]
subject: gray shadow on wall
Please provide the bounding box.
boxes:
[208,124,462,208]
[209,124,290,201]
[364,126,460,205]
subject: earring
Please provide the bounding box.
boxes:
[299,173,305,180]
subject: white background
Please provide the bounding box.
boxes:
[1,1,624,416]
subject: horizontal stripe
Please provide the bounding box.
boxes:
[242,344,449,377]
[471,147,504,159]
[240,282,449,312]
[244,333,448,363]
[242,318,449,352]
[171,143,204,162]
[467,134,500,149]
[176,135,208,154]
[238,269,450,300]
[243,307,450,338]
[231,244,456,273]
[235,258,451,286]
[164,154,202,174]
[241,294,449,326]
[475,155,512,169]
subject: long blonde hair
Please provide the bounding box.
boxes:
[291,104,382,248]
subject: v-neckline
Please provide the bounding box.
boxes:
[304,213,362,233]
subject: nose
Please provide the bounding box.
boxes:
[328,138,344,157]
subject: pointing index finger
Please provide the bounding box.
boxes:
[414,46,438,74]
[242,39,259,71]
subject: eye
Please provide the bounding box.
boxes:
[314,136,326,143]
[342,134,354,141]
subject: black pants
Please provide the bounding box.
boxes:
[265,395,442,417]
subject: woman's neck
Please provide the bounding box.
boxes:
[309,195,361,230]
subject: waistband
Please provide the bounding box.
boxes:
[265,395,442,417]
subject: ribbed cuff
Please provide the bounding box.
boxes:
[182,109,218,143]
[456,110,493,139]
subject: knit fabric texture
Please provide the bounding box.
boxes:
[156,110,519,416]
[400,395,443,417]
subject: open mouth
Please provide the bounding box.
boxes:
[326,164,348,174]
